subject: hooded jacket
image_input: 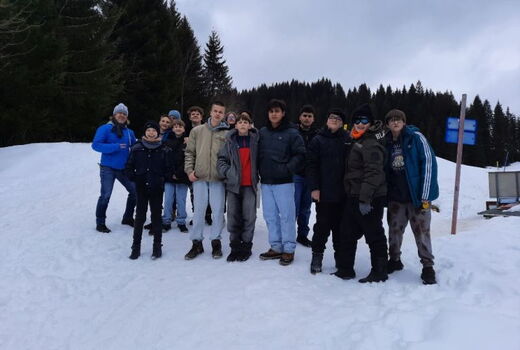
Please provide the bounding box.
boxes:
[306,127,351,203]
[344,120,387,203]
[184,118,228,182]
[258,117,306,184]
[92,122,136,170]
[216,128,259,194]
[385,125,439,208]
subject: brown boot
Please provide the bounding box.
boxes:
[279,252,294,266]
[259,249,282,260]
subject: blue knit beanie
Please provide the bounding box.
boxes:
[168,110,181,119]
[113,103,129,116]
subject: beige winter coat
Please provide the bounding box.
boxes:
[184,120,228,182]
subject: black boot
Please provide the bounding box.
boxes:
[421,266,437,285]
[388,259,404,274]
[96,224,111,233]
[151,233,162,260]
[227,241,241,262]
[236,242,252,262]
[185,240,204,260]
[359,257,388,283]
[310,252,323,274]
[332,269,356,280]
[129,245,140,260]
[121,217,134,227]
[211,239,222,259]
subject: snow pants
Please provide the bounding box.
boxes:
[311,202,343,265]
[337,196,388,271]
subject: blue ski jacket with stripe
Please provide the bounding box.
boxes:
[385,125,439,208]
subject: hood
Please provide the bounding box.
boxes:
[206,118,229,131]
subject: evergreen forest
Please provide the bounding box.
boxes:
[1,0,518,167]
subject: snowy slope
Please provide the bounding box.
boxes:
[0,143,518,350]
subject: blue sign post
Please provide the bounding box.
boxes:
[445,117,477,145]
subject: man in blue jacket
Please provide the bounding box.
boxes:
[92,103,137,233]
[384,109,439,284]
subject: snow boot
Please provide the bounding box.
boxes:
[151,245,162,260]
[237,242,253,262]
[387,259,404,274]
[162,223,171,232]
[129,246,140,260]
[121,217,134,227]
[259,249,282,260]
[211,239,222,259]
[332,269,356,280]
[96,224,111,233]
[297,235,312,248]
[310,252,323,274]
[144,223,152,230]
[226,241,241,262]
[421,266,437,285]
[185,240,204,260]
[279,253,294,266]
[178,224,188,233]
[359,257,388,283]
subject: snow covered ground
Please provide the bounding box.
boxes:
[0,143,518,350]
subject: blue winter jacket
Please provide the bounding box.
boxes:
[385,125,439,208]
[92,123,136,170]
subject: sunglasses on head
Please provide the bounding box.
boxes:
[353,117,370,125]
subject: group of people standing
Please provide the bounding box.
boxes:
[92,98,439,285]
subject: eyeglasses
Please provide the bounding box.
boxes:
[353,117,370,125]
[328,115,343,121]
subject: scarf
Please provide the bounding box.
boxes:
[350,128,366,140]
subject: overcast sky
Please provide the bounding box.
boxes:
[176,0,520,114]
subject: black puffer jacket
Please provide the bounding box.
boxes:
[164,133,190,184]
[125,139,173,190]
[306,127,351,203]
[344,121,387,203]
[258,118,306,184]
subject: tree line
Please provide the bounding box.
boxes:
[1,0,518,167]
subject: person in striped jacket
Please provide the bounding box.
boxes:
[384,109,439,285]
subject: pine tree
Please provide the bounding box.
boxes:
[175,15,204,113]
[107,0,182,131]
[202,30,232,98]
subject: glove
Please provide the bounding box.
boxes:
[359,202,373,215]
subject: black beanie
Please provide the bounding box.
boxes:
[328,108,347,123]
[351,103,374,124]
[143,121,160,135]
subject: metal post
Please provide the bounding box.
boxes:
[451,94,467,235]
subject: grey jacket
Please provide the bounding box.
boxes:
[216,128,259,194]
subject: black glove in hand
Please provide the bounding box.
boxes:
[359,202,373,215]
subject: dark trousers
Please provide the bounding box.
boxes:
[227,186,257,244]
[132,186,163,250]
[311,202,343,263]
[337,196,388,271]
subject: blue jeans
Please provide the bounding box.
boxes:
[162,183,189,225]
[191,181,225,241]
[294,175,312,237]
[261,183,296,253]
[95,166,136,225]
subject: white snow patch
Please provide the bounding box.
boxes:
[0,143,518,349]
